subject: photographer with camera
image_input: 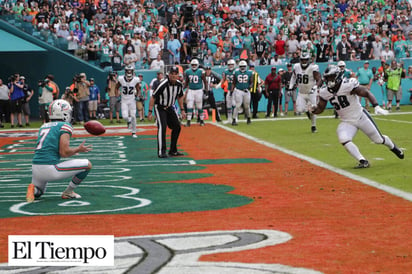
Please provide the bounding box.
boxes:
[107,71,121,123]
[179,0,196,28]
[38,78,53,124]
[20,76,33,126]
[74,73,91,124]
[9,73,25,128]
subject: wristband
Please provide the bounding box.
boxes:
[372,103,378,107]
[148,110,152,113]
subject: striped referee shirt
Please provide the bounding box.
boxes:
[152,78,184,107]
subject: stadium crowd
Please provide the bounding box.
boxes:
[2,0,412,70]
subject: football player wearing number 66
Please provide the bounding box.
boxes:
[310,65,404,169]
[116,65,141,138]
[26,99,93,202]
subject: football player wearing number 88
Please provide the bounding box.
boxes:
[116,65,141,138]
[311,65,404,169]
[26,99,93,202]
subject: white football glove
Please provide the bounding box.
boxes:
[374,106,389,115]
[310,85,318,94]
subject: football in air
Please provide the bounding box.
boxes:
[84,120,106,135]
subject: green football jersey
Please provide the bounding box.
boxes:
[223,69,235,91]
[185,68,204,90]
[32,122,73,165]
[234,69,253,90]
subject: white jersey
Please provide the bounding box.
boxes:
[319,77,362,122]
[118,75,140,101]
[289,63,319,94]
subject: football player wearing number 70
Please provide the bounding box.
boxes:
[26,99,93,202]
[310,65,404,169]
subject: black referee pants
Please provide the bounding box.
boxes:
[154,105,181,156]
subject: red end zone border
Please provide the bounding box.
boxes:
[1,124,412,273]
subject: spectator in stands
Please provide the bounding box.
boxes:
[124,47,138,68]
[147,35,162,63]
[150,54,165,72]
[336,34,352,61]
[381,44,395,61]
[167,34,182,65]
[67,30,80,54]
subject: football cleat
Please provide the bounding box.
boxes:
[61,191,82,199]
[311,126,317,133]
[185,120,191,127]
[391,146,404,159]
[169,151,184,157]
[232,119,238,126]
[158,153,168,158]
[247,118,251,124]
[26,183,35,203]
[200,120,205,126]
[354,159,370,169]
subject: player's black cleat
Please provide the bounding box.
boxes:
[185,120,191,127]
[391,146,404,159]
[158,153,168,158]
[232,119,238,126]
[200,120,205,126]
[247,118,251,124]
[168,151,184,157]
[355,159,370,169]
[311,126,317,133]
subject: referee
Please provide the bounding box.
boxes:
[148,66,187,158]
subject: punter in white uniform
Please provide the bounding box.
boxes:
[310,65,404,168]
[116,65,141,138]
[289,52,322,133]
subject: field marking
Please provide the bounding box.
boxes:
[9,185,152,215]
[215,123,412,202]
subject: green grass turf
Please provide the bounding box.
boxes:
[3,106,411,193]
[227,106,412,193]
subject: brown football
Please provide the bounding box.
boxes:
[84,120,106,135]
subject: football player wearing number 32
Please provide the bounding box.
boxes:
[310,65,404,169]
[26,99,93,202]
[116,65,141,138]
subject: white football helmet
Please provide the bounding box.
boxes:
[239,60,247,72]
[190,59,199,70]
[337,60,346,70]
[300,52,311,69]
[227,59,236,71]
[125,65,135,80]
[49,99,72,122]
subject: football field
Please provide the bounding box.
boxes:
[0,111,411,273]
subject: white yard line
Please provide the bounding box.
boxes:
[214,123,412,202]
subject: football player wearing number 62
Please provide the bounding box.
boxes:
[116,65,141,138]
[310,65,404,169]
[26,99,93,202]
